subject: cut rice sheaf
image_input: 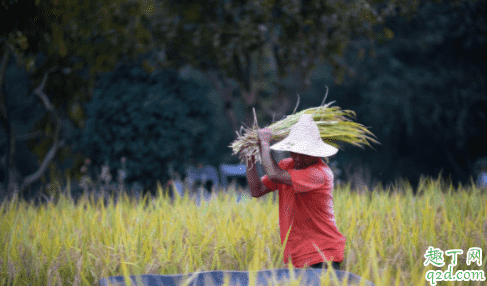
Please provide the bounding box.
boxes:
[229,86,381,168]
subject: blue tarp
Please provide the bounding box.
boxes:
[99,269,375,286]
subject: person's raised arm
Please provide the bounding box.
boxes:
[246,155,262,197]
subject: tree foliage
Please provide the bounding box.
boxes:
[66,63,217,195]
[1,0,483,203]
[0,0,165,202]
[329,0,486,190]
[142,0,429,135]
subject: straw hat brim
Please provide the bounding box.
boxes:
[269,114,339,158]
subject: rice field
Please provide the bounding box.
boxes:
[0,161,486,286]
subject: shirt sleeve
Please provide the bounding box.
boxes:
[288,167,333,193]
[261,175,278,190]
[261,158,294,190]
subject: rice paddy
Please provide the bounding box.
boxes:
[0,160,485,286]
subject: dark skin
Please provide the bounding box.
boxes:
[289,151,321,170]
[251,128,322,183]
[248,149,322,171]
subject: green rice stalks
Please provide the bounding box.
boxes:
[229,86,381,167]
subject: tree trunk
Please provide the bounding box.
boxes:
[0,39,14,203]
[0,54,67,205]
[205,70,240,139]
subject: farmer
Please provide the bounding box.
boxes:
[245,114,346,270]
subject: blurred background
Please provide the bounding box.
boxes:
[0,0,486,205]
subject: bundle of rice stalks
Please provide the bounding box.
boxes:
[230,86,381,166]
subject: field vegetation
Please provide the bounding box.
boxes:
[1,162,486,286]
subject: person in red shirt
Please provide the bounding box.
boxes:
[245,114,346,270]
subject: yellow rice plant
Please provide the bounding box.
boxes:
[1,171,486,286]
[230,86,381,167]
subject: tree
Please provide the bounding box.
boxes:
[2,0,478,205]
[345,0,487,190]
[140,0,435,136]
[0,0,167,203]
[124,0,485,193]
[68,64,219,198]
[142,0,484,192]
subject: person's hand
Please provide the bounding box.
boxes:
[246,155,256,168]
[249,154,256,164]
[257,128,272,144]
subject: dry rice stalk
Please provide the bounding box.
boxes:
[229,86,381,167]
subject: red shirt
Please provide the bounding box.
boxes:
[261,158,346,268]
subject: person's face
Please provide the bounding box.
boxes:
[290,152,320,169]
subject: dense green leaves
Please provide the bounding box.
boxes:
[2,0,484,202]
[331,0,487,190]
[67,64,218,194]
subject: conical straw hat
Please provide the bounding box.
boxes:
[270,114,338,157]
